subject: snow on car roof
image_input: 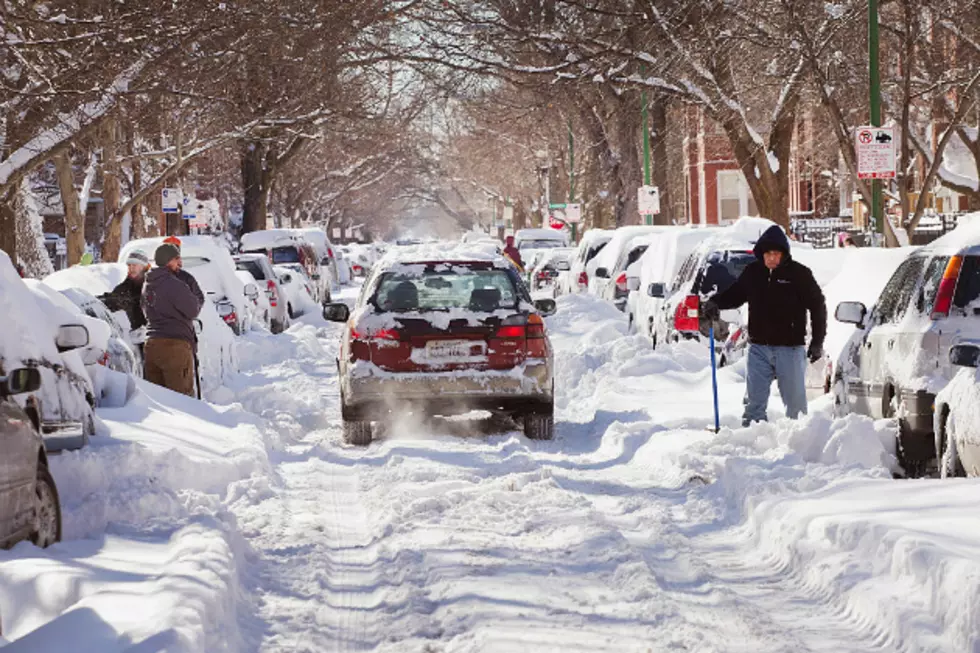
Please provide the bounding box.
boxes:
[119,235,230,263]
[240,229,307,251]
[514,228,568,241]
[591,226,672,271]
[377,241,507,268]
[918,213,980,255]
[0,251,62,367]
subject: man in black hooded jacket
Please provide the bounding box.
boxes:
[701,225,827,427]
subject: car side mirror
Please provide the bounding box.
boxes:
[647,282,666,298]
[1,368,42,396]
[279,273,293,284]
[556,260,571,272]
[321,257,331,266]
[595,267,610,279]
[55,324,90,352]
[626,277,640,292]
[312,273,320,280]
[835,301,867,327]
[244,283,259,300]
[533,298,557,316]
[949,344,980,368]
[322,303,350,323]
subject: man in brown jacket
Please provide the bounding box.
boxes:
[141,243,205,396]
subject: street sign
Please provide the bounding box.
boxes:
[549,202,582,223]
[162,188,180,214]
[855,126,896,179]
[332,228,342,240]
[181,195,195,221]
[502,205,514,226]
[638,185,661,215]
[548,216,566,230]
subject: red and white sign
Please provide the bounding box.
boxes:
[548,215,566,230]
[855,126,896,180]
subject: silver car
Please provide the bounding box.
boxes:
[834,230,980,475]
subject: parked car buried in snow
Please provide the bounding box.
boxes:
[833,222,980,475]
[0,366,61,549]
[934,343,980,478]
[322,245,557,445]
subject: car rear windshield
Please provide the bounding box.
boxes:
[518,239,564,250]
[955,255,980,309]
[372,265,519,313]
[696,251,755,295]
[586,241,608,262]
[270,247,301,264]
[236,260,266,280]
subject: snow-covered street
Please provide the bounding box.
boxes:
[3,282,978,653]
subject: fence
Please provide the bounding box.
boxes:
[790,214,962,249]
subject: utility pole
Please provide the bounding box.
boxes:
[568,119,577,242]
[869,0,884,238]
[641,80,653,226]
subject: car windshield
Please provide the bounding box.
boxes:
[372,264,519,313]
[236,260,266,281]
[518,239,564,251]
[270,247,301,264]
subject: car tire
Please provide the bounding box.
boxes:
[523,410,554,440]
[938,409,966,479]
[82,412,95,446]
[30,463,62,548]
[884,387,928,478]
[343,419,372,446]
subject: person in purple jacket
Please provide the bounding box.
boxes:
[141,243,204,396]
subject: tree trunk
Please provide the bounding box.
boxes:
[0,190,15,259]
[53,150,86,266]
[127,120,145,239]
[101,118,124,262]
[241,139,270,233]
[14,179,54,277]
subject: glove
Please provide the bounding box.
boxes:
[807,343,824,364]
[700,300,720,322]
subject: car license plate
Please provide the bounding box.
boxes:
[425,340,486,359]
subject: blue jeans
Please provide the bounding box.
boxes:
[743,344,807,427]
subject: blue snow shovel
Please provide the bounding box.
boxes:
[708,325,721,433]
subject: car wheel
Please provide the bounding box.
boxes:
[938,409,966,479]
[343,419,372,446]
[30,463,62,548]
[523,409,554,440]
[288,303,295,319]
[82,412,95,446]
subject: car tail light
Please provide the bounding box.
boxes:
[674,295,700,332]
[526,314,548,358]
[931,255,964,319]
[615,272,628,293]
[349,326,400,362]
[221,310,238,326]
[353,264,363,274]
[266,280,278,307]
[578,271,588,287]
[495,324,526,339]
[327,247,334,258]
[98,351,110,366]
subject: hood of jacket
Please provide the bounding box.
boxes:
[752,225,792,263]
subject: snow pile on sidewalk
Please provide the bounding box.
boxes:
[0,328,288,651]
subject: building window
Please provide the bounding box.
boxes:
[717,170,757,221]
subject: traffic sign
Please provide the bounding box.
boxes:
[181,195,195,221]
[638,185,661,215]
[855,126,896,180]
[549,202,582,223]
[548,215,566,230]
[162,188,180,214]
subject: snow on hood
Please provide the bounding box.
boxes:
[43,263,129,296]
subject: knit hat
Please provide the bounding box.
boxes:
[154,243,181,267]
[126,250,149,267]
[163,236,182,249]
